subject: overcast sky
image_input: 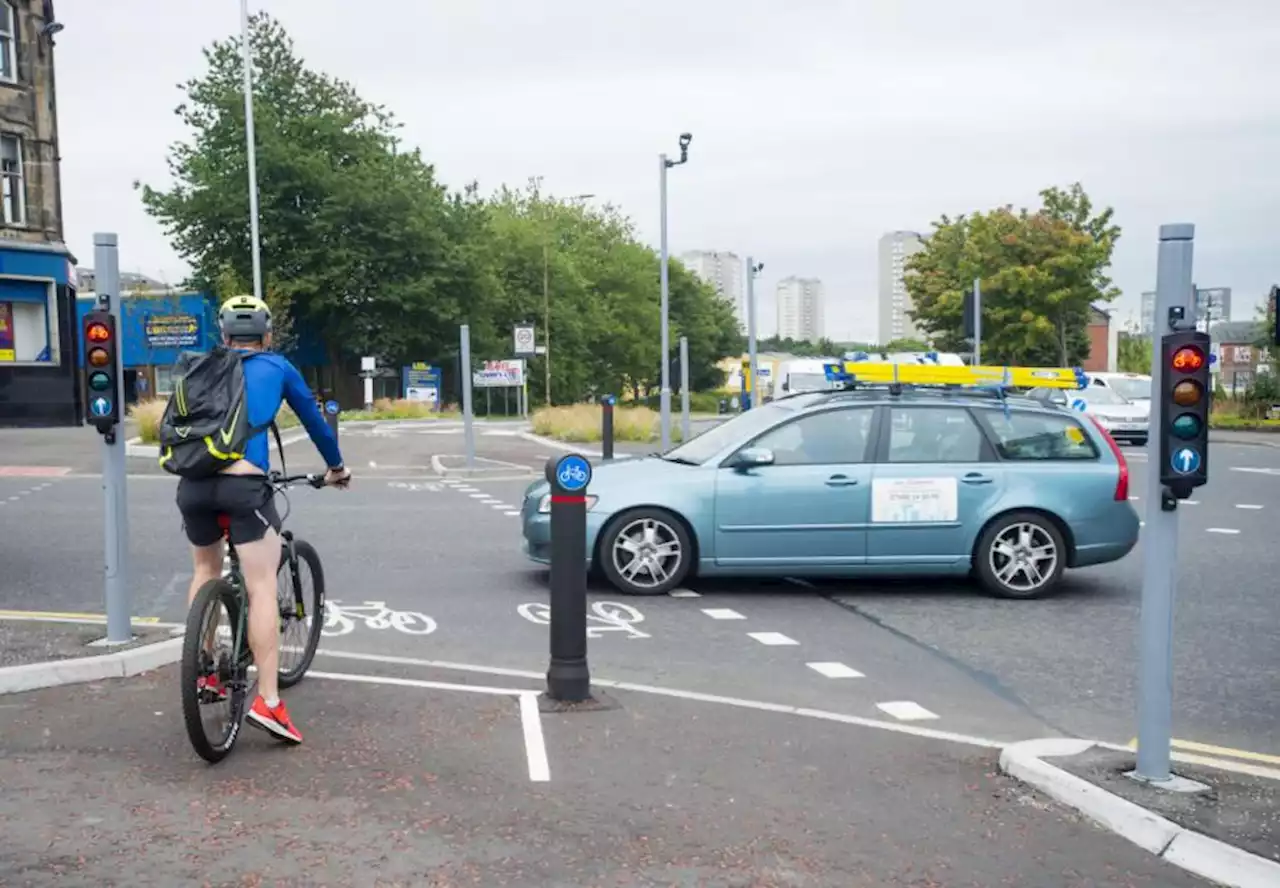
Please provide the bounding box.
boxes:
[56,0,1279,342]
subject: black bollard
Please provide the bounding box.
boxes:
[544,453,592,702]
[601,394,615,461]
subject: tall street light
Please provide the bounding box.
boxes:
[658,133,692,451]
[543,192,595,405]
[746,258,763,408]
[239,0,264,302]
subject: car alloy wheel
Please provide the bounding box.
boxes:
[603,508,691,596]
[975,511,1066,599]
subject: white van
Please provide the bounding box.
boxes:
[773,358,836,398]
[1086,372,1151,406]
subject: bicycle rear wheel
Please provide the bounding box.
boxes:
[277,538,326,688]
[181,578,249,763]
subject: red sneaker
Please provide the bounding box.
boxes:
[197,673,228,703]
[246,696,302,744]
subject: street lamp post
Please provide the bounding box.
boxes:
[542,192,595,406]
[746,259,763,408]
[239,0,264,302]
[658,133,692,452]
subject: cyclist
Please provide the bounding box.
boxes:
[175,295,351,745]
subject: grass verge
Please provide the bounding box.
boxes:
[531,403,685,444]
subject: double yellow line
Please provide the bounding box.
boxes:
[1127,737,1280,778]
[0,609,160,624]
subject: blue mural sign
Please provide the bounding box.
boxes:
[143,313,201,348]
[402,362,442,406]
[555,454,592,492]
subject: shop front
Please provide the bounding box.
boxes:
[0,241,81,427]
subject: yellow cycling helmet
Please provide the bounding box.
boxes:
[219,294,272,339]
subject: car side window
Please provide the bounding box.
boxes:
[749,407,875,465]
[886,407,985,463]
[975,409,1099,461]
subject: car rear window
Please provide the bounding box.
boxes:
[975,408,1099,461]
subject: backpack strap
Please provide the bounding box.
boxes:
[270,420,286,477]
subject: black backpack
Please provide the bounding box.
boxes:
[157,346,282,479]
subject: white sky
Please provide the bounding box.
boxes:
[55,0,1280,342]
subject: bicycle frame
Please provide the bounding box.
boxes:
[220,527,313,688]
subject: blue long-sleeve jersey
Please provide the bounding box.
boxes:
[237,350,343,473]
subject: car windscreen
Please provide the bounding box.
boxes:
[1106,377,1151,400]
[1082,385,1128,405]
[661,400,801,464]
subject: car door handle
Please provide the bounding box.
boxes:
[961,473,993,485]
[825,475,859,487]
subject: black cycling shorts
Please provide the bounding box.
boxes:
[176,474,282,547]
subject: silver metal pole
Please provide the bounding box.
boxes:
[658,154,672,451]
[460,325,476,468]
[239,0,263,302]
[679,336,691,441]
[95,233,131,644]
[747,257,759,409]
[973,277,982,365]
[1134,222,1196,783]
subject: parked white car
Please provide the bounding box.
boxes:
[1026,384,1149,445]
[1086,372,1152,406]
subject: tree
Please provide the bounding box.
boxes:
[1116,333,1151,374]
[904,183,1121,366]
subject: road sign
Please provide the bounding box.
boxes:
[361,356,376,372]
[473,359,526,388]
[324,400,340,416]
[1170,447,1201,475]
[555,454,592,492]
[89,396,112,418]
[1070,398,1088,412]
[513,324,536,356]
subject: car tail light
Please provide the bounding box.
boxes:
[1087,414,1128,501]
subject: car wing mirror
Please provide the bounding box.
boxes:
[734,447,775,471]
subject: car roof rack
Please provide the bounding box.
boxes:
[819,359,1088,417]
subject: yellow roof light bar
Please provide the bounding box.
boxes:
[822,361,1087,390]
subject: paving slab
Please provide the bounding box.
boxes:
[0,662,1210,887]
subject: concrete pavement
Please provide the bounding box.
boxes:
[0,661,1210,887]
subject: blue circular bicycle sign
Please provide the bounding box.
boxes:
[555,454,592,492]
[324,399,340,416]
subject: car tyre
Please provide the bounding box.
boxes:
[973,511,1066,600]
[599,507,693,596]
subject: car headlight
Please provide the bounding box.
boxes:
[537,494,599,514]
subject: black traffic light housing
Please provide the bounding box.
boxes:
[962,288,976,339]
[82,309,121,436]
[1158,329,1211,499]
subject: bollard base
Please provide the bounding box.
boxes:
[537,688,621,714]
[546,660,591,702]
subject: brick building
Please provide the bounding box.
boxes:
[1083,305,1116,372]
[1210,319,1270,395]
[0,0,80,426]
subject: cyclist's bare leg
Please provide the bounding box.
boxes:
[236,529,282,702]
[188,541,224,653]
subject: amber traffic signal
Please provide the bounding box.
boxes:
[1158,330,1210,497]
[82,309,120,430]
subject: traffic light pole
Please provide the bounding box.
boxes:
[1133,223,1197,785]
[94,233,132,645]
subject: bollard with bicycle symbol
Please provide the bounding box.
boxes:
[544,452,594,702]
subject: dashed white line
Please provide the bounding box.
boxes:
[1235,504,1264,510]
[503,510,521,516]
[701,608,746,620]
[1184,500,1199,505]
[747,631,799,646]
[668,589,701,598]
[807,662,864,679]
[876,701,939,721]
[1206,528,1241,535]
[468,493,490,499]
[490,503,512,510]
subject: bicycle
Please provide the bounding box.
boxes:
[180,470,333,764]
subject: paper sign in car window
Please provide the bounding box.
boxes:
[1065,426,1085,444]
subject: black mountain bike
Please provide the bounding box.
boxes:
[180,471,330,763]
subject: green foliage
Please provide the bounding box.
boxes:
[1116,333,1151,374]
[904,183,1121,366]
[136,14,740,405]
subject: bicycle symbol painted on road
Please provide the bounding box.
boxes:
[322,600,437,637]
[516,600,650,639]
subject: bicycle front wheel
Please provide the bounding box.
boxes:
[180,578,248,764]
[277,538,326,689]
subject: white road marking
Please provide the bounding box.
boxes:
[519,693,551,783]
[1230,467,1280,476]
[807,662,864,679]
[701,608,746,620]
[504,510,521,516]
[1184,500,1199,505]
[747,631,798,646]
[313,649,1006,749]
[490,503,513,510]
[468,493,489,499]
[1206,528,1241,535]
[668,589,701,598]
[1235,504,1264,510]
[876,701,939,721]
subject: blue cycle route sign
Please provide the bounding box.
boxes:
[1171,446,1201,475]
[556,454,592,492]
[324,400,340,416]
[90,397,112,418]
[1070,398,1088,412]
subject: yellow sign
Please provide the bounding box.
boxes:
[0,349,13,362]
[827,361,1085,390]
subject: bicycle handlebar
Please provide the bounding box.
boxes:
[268,471,346,489]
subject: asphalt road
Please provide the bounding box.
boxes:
[1,420,1277,765]
[0,661,1208,887]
